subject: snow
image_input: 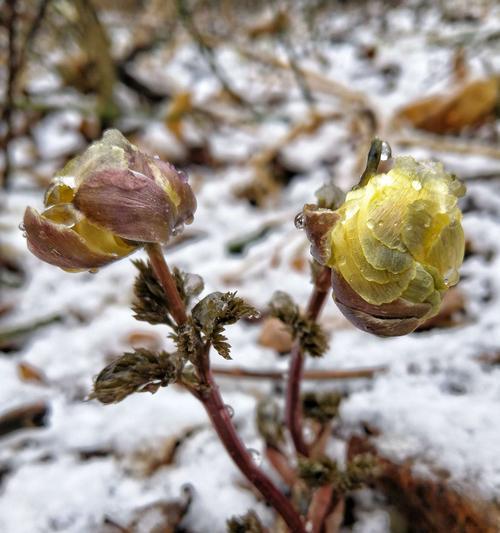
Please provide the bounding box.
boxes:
[1,2,500,531]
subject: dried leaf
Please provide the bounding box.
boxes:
[258,317,293,353]
[395,77,499,134]
[17,362,47,385]
[165,92,192,140]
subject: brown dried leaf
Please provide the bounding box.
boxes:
[258,317,293,353]
[348,435,500,532]
[395,77,499,134]
[17,362,48,385]
[124,331,163,352]
[165,92,192,140]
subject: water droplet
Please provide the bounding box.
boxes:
[18,223,25,232]
[423,220,431,228]
[294,212,305,229]
[412,180,422,191]
[247,448,261,466]
[345,204,359,220]
[224,404,235,418]
[88,268,99,274]
[153,154,160,160]
[367,220,375,230]
[305,520,314,533]
[380,141,392,161]
[303,422,315,441]
[377,220,384,227]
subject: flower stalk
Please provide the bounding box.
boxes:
[145,244,306,532]
[285,264,331,457]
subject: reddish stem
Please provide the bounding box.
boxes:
[146,243,188,326]
[285,265,331,457]
[146,244,305,532]
[198,372,306,532]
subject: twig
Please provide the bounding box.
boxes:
[16,0,51,80]
[175,0,249,109]
[307,485,334,533]
[392,132,500,159]
[212,365,385,381]
[0,314,62,348]
[286,265,331,457]
[1,0,19,189]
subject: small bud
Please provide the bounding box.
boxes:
[302,391,342,423]
[91,348,180,404]
[303,142,466,337]
[298,456,339,488]
[268,291,329,357]
[23,130,196,271]
[227,510,264,533]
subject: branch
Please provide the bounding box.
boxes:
[212,365,385,381]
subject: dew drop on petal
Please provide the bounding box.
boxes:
[380,141,392,161]
[294,212,305,229]
[247,448,262,466]
[367,219,375,230]
[18,223,25,232]
[305,521,314,533]
[412,180,422,191]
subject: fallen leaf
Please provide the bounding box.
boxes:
[395,77,499,134]
[17,362,48,385]
[258,317,293,353]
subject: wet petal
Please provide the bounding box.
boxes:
[23,207,124,271]
[73,168,176,242]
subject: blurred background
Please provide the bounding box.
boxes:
[1,1,500,531]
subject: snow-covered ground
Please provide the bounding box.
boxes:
[1,2,500,531]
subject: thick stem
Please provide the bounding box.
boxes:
[285,265,331,457]
[147,244,305,531]
[145,243,188,326]
[199,372,306,532]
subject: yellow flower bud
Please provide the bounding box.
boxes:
[303,145,466,336]
[23,130,196,271]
